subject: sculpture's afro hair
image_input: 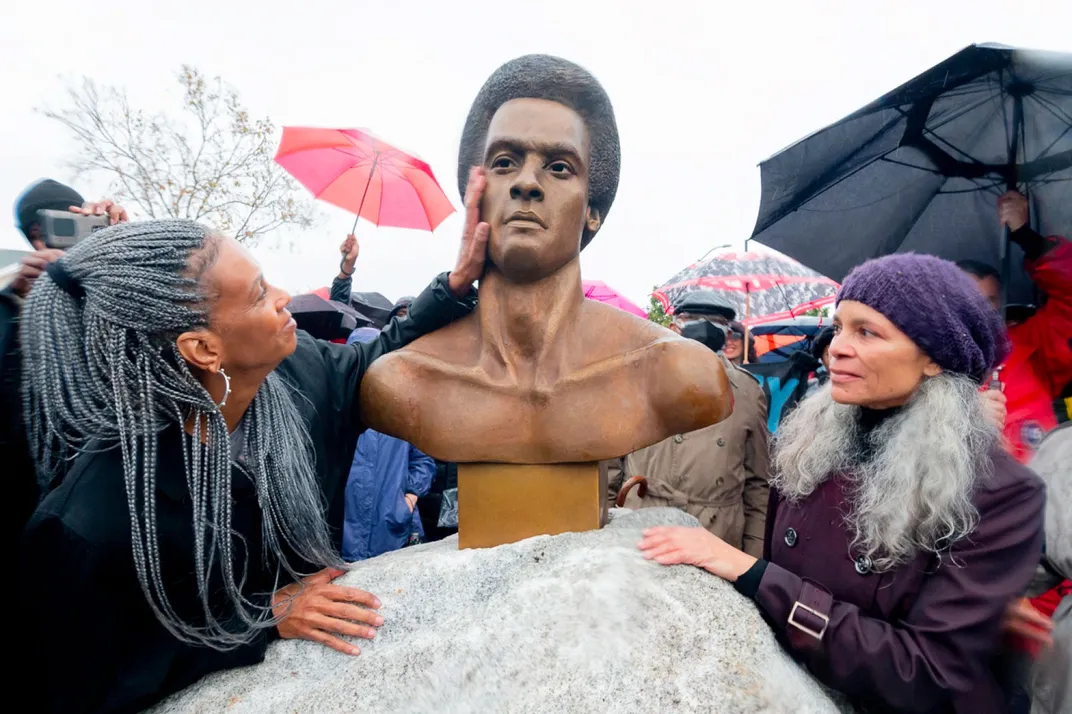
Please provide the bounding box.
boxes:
[458,55,621,249]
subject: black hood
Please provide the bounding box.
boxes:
[387,296,416,322]
[15,179,84,242]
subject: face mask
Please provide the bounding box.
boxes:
[680,320,727,353]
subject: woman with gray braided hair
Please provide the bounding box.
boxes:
[16,180,488,713]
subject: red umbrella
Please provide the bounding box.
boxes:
[275,127,455,234]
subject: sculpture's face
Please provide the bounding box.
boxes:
[481,98,601,283]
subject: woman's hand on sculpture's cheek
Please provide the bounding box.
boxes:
[273,567,383,656]
[448,166,490,296]
[637,527,757,582]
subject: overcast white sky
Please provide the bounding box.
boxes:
[2,0,1070,305]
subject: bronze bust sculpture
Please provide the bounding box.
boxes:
[359,56,731,545]
[361,55,732,464]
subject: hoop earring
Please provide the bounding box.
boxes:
[216,368,232,410]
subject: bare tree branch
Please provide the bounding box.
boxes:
[38,65,316,245]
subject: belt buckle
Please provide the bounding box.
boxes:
[788,601,829,640]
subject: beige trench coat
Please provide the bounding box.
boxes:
[1026,423,1071,714]
[607,355,771,557]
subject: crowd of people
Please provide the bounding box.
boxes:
[0,53,1069,714]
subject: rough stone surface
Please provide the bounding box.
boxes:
[152,508,849,714]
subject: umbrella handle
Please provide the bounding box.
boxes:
[743,284,752,364]
[350,153,380,235]
[999,94,1024,312]
[988,368,1003,391]
[616,476,648,508]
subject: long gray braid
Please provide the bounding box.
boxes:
[21,219,341,649]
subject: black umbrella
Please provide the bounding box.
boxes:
[750,43,1072,306]
[349,291,394,328]
[288,294,372,340]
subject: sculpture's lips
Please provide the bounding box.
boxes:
[506,211,546,228]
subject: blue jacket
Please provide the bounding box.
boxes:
[342,429,435,561]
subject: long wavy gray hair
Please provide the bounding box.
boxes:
[21,219,340,649]
[772,375,998,572]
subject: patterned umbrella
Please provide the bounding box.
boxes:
[653,250,839,326]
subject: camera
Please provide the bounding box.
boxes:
[36,209,109,249]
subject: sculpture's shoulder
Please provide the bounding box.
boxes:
[641,334,733,434]
[572,304,731,416]
[359,317,481,436]
[581,302,671,349]
[566,303,732,431]
[361,349,419,400]
[370,316,481,378]
[573,302,681,367]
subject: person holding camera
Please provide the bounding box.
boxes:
[10,178,127,296]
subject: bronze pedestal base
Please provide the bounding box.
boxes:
[457,462,608,549]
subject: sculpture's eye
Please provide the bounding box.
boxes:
[547,161,574,177]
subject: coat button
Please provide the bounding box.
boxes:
[715,477,724,487]
[855,555,872,575]
[717,437,726,447]
[784,527,798,547]
[674,435,684,444]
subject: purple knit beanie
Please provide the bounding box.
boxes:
[836,253,1010,383]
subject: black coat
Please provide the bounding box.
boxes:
[17,274,475,714]
[0,290,38,572]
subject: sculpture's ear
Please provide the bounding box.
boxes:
[585,206,602,235]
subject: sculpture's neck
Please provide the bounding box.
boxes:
[478,260,584,383]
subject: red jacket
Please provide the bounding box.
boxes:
[1002,238,1072,463]
[1020,580,1072,658]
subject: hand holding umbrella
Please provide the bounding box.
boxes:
[277,125,468,301]
[998,191,1030,232]
[338,234,359,279]
[749,43,1072,307]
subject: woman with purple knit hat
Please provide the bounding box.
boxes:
[639,253,1045,713]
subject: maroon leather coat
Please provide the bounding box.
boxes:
[756,448,1045,713]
